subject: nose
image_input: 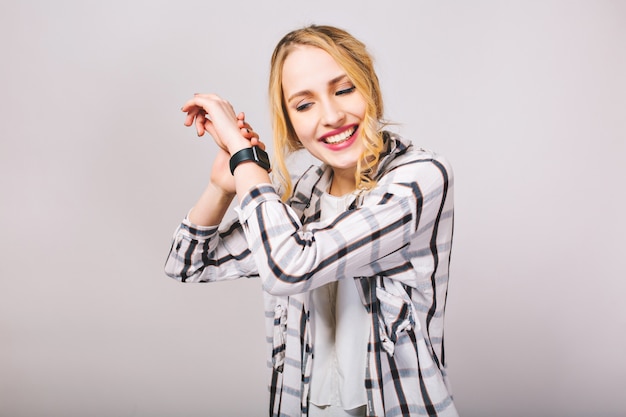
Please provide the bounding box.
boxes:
[321,98,345,127]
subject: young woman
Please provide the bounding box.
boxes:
[165,25,459,417]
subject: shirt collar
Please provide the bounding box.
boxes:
[288,131,412,206]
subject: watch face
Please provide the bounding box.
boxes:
[254,147,270,168]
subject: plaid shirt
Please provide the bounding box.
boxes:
[165,132,459,417]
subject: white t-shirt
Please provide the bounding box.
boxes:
[309,192,370,411]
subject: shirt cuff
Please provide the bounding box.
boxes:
[180,214,219,238]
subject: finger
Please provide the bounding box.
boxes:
[237,111,246,121]
[239,120,258,135]
[195,113,206,136]
[185,95,239,128]
[181,99,203,113]
[254,139,267,151]
[240,126,259,139]
[183,107,200,126]
[239,120,253,130]
[181,94,214,114]
[203,118,218,139]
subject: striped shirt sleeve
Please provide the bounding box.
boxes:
[235,158,450,296]
[164,215,259,283]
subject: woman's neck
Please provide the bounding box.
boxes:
[329,168,356,196]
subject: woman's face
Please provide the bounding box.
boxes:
[281,45,367,175]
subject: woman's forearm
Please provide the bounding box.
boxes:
[233,160,273,203]
[188,182,235,227]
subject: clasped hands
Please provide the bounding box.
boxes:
[181,93,268,197]
[182,93,265,155]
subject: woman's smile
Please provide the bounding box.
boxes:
[319,124,358,146]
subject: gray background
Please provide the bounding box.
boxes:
[1,1,625,416]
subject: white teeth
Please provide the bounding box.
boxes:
[324,127,356,144]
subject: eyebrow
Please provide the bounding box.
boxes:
[286,74,350,103]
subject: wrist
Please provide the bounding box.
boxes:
[207,181,236,201]
[229,145,271,175]
[226,137,252,155]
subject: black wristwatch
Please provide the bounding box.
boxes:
[229,146,271,175]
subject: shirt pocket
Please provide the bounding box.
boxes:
[272,304,287,373]
[375,286,415,356]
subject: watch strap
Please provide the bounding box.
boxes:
[229,146,271,175]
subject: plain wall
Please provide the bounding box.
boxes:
[1,1,625,416]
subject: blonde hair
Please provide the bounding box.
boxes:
[268,25,385,200]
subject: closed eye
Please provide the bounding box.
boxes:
[295,102,313,112]
[336,86,356,96]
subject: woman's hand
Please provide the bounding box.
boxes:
[237,112,262,148]
[182,93,251,154]
[182,94,269,226]
[208,112,263,196]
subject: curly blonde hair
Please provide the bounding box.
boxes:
[268,25,385,200]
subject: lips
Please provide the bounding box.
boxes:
[320,125,357,145]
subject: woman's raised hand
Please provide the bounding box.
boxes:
[181,94,271,226]
[237,112,261,148]
[182,93,251,154]
[209,112,263,196]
